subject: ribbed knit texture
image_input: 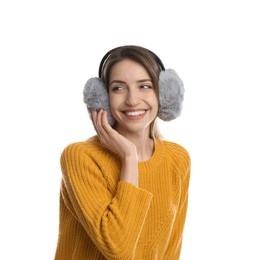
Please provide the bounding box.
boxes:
[55,136,190,260]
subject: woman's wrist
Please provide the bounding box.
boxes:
[120,154,138,186]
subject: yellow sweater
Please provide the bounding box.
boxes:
[55,136,190,260]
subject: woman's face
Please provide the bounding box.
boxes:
[108,59,158,137]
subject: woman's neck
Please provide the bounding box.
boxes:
[116,129,155,161]
[136,137,154,162]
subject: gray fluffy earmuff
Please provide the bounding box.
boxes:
[83,69,184,126]
[83,77,116,126]
[158,69,185,121]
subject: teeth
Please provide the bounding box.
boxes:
[125,110,145,116]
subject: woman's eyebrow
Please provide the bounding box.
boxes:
[110,79,152,85]
[137,79,152,83]
[109,80,126,85]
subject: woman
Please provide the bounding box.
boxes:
[55,45,190,259]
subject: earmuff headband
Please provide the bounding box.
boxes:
[98,46,166,78]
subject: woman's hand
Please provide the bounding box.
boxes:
[92,109,139,186]
[91,109,137,161]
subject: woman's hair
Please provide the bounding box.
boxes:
[102,45,163,140]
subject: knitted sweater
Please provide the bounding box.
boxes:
[55,136,190,260]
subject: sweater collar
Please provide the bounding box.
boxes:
[138,140,164,173]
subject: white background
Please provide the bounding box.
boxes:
[1,0,257,259]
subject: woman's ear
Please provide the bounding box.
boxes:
[158,69,185,121]
[83,77,116,126]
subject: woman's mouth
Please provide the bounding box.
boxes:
[123,110,147,120]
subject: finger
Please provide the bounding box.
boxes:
[91,109,100,136]
[96,109,113,147]
[91,109,97,124]
[96,109,109,137]
[101,110,114,133]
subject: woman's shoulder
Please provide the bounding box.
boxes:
[61,135,108,159]
[159,139,190,156]
[158,139,191,170]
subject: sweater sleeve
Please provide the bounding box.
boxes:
[60,143,153,260]
[164,147,191,259]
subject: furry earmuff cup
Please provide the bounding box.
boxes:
[83,77,116,126]
[83,68,184,126]
[158,69,185,121]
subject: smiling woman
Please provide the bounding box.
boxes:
[54,45,190,260]
[108,59,159,141]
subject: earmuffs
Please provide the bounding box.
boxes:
[83,46,185,126]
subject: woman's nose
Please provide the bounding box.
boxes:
[125,90,140,106]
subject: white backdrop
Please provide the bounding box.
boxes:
[1,0,257,259]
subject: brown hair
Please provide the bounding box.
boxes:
[101,45,163,140]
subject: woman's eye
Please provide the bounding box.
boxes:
[140,85,153,89]
[111,86,125,92]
